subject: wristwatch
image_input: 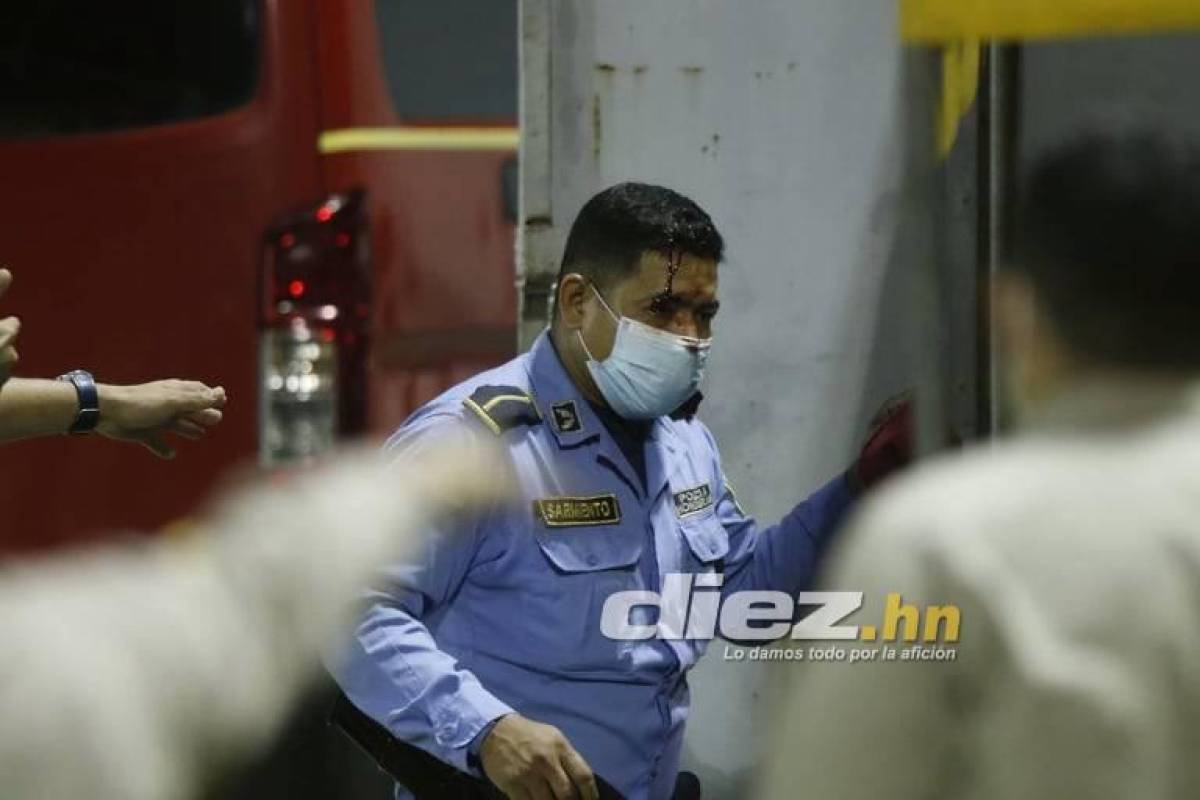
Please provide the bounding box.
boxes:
[56,369,100,435]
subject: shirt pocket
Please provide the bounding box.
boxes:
[677,509,730,566]
[532,522,643,573]
[521,524,644,675]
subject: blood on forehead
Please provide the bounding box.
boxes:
[649,228,684,313]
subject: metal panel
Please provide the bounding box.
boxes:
[521,0,974,794]
[517,0,556,348]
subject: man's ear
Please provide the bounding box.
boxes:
[557,273,590,330]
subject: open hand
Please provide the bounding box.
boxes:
[97,380,227,459]
[851,391,914,492]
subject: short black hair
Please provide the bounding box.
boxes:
[1012,132,1200,371]
[557,183,725,291]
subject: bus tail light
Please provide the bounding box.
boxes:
[258,190,371,466]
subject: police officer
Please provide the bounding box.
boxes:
[331,183,910,800]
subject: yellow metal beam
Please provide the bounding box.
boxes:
[319,126,520,154]
[937,39,981,158]
[902,0,1200,43]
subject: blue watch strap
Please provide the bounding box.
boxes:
[56,370,100,434]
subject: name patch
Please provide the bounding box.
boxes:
[673,483,714,517]
[534,494,621,527]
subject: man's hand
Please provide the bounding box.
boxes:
[0,267,225,452]
[850,392,914,492]
[480,713,600,800]
[97,380,227,459]
[0,268,20,389]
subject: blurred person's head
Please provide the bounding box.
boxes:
[997,132,1200,414]
[551,182,725,419]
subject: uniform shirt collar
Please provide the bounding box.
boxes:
[526,328,700,450]
[527,329,606,448]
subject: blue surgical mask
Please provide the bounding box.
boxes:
[577,286,712,420]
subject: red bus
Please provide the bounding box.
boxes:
[0,0,519,552]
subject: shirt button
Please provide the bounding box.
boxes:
[438,723,456,742]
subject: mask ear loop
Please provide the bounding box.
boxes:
[576,328,598,362]
[577,283,620,362]
[589,283,621,323]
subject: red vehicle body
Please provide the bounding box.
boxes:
[0,0,518,553]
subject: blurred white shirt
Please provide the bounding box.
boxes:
[0,441,504,800]
[760,378,1200,800]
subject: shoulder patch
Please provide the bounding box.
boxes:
[550,400,582,433]
[673,483,714,517]
[462,385,542,435]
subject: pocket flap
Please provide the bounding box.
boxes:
[533,526,643,573]
[678,512,730,563]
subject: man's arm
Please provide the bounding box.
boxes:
[331,413,600,799]
[0,377,225,458]
[718,466,857,598]
[0,378,76,439]
[0,269,224,456]
[329,415,516,775]
[712,396,913,597]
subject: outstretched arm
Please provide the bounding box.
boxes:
[716,394,914,597]
[0,377,226,458]
[0,268,225,457]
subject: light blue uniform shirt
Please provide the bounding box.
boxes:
[331,331,855,799]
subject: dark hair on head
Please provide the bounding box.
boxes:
[1012,132,1200,371]
[557,183,725,292]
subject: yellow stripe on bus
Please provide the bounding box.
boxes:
[319,127,520,154]
[902,0,1200,43]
